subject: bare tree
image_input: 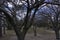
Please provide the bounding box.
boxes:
[39,4,60,40]
[1,0,60,40]
[0,0,45,40]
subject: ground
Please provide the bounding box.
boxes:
[0,28,57,40]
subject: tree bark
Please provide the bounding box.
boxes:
[16,30,28,40]
[0,27,2,37]
[3,27,5,34]
[17,35,25,40]
[0,12,2,37]
[55,30,60,40]
[33,26,37,36]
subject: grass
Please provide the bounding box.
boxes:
[6,27,55,36]
[0,27,56,40]
[7,30,16,36]
[28,27,55,34]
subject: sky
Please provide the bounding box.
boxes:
[8,2,13,8]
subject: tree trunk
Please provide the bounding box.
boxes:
[17,36,25,40]
[3,27,5,34]
[16,31,27,40]
[33,26,37,36]
[0,27,2,37]
[55,30,60,40]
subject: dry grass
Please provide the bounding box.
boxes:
[0,28,57,40]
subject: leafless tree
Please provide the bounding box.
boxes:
[0,0,45,40]
[0,0,60,40]
[39,4,60,40]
